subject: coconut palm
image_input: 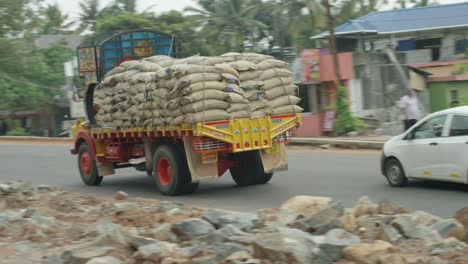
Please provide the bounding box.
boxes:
[186,0,267,52]
[40,3,74,34]
[75,0,102,33]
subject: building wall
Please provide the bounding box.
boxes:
[319,53,353,81]
[440,33,468,61]
[428,81,468,112]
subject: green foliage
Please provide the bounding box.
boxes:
[6,127,31,136]
[333,86,367,136]
[454,63,468,75]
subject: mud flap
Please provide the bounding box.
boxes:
[260,143,288,173]
[183,136,219,182]
[97,162,114,176]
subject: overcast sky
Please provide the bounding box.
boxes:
[45,0,198,19]
[47,0,466,19]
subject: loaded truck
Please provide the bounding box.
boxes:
[70,30,302,196]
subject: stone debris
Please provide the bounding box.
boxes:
[0,180,467,264]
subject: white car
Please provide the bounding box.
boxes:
[382,106,468,187]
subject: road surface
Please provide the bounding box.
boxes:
[0,143,466,217]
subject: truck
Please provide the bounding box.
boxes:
[71,30,302,196]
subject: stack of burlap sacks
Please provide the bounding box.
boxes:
[94,53,303,128]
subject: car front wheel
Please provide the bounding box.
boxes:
[384,158,408,187]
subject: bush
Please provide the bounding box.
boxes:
[6,126,31,136]
[333,86,367,136]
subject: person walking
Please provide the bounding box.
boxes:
[400,89,420,130]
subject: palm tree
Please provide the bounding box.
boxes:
[186,0,267,52]
[40,3,74,34]
[76,0,102,33]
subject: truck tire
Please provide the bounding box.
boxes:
[153,145,193,196]
[78,143,103,186]
[230,151,273,186]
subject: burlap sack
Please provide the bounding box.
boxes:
[129,61,163,72]
[180,81,226,95]
[264,85,298,99]
[239,70,261,82]
[104,66,126,77]
[99,105,113,113]
[144,56,175,67]
[176,73,223,89]
[225,84,243,95]
[227,93,249,104]
[185,110,231,123]
[139,110,162,119]
[251,108,270,118]
[256,59,289,70]
[241,80,264,90]
[269,95,301,108]
[249,100,269,111]
[111,111,131,121]
[182,99,229,113]
[230,111,250,119]
[138,100,166,110]
[239,53,274,63]
[259,68,293,81]
[166,99,179,110]
[262,77,295,90]
[126,105,139,116]
[185,56,226,66]
[103,73,121,86]
[120,61,139,69]
[179,90,228,105]
[244,90,264,101]
[227,103,249,113]
[169,109,183,118]
[228,60,257,72]
[129,72,157,84]
[271,105,304,115]
[214,63,240,78]
[115,70,140,83]
[99,97,113,105]
[152,88,170,99]
[143,117,164,126]
[167,64,220,77]
[171,115,186,125]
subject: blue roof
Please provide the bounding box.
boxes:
[313,2,468,38]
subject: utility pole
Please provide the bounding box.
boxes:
[322,0,342,87]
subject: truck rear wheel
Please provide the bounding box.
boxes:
[78,143,103,186]
[230,151,273,186]
[153,145,194,196]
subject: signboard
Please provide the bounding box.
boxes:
[70,100,86,118]
[301,49,321,84]
[289,58,302,84]
[77,47,99,85]
[323,110,336,132]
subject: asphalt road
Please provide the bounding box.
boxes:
[0,143,466,217]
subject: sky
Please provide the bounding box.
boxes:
[45,0,198,19]
[47,0,467,19]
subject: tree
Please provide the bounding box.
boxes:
[186,0,267,53]
[39,3,73,34]
[76,0,102,33]
[0,0,42,37]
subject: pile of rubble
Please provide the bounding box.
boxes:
[1,181,467,264]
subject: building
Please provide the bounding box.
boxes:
[293,3,468,137]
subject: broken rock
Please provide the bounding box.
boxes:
[343,240,396,264]
[431,219,465,241]
[86,256,121,264]
[288,201,344,233]
[378,200,409,215]
[114,191,128,201]
[172,218,215,241]
[280,196,333,218]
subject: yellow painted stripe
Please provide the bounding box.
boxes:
[450,173,460,178]
[423,171,432,176]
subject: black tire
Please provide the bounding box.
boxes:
[384,158,408,187]
[78,143,103,186]
[153,145,193,196]
[230,151,273,186]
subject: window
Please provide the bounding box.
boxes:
[450,115,468,137]
[412,115,447,139]
[450,90,459,106]
[455,38,468,55]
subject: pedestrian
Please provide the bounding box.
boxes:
[400,89,420,131]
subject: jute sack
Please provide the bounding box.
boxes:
[227,103,249,113]
[244,90,264,101]
[126,105,139,116]
[99,97,113,105]
[167,64,221,78]
[227,93,249,104]
[158,78,178,89]
[115,70,140,83]
[129,61,163,72]
[179,90,228,105]
[239,53,274,63]
[144,56,175,67]
[230,111,250,119]
[259,68,293,81]
[176,73,223,89]
[143,117,165,126]
[138,99,167,110]
[256,59,289,71]
[166,99,179,110]
[251,108,270,118]
[120,61,139,69]
[104,66,126,77]
[228,60,257,72]
[249,100,269,111]
[129,72,156,84]
[98,104,113,113]
[169,109,183,118]
[241,80,264,90]
[171,115,186,125]
[103,73,121,86]
[111,111,131,121]
[214,63,240,78]
[138,110,163,119]
[185,109,231,123]
[185,56,226,66]
[225,84,244,95]
[221,73,240,85]
[269,95,301,108]
[262,77,295,90]
[96,113,112,123]
[271,105,304,115]
[182,99,229,113]
[239,70,261,82]
[264,85,298,100]
[179,81,226,96]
